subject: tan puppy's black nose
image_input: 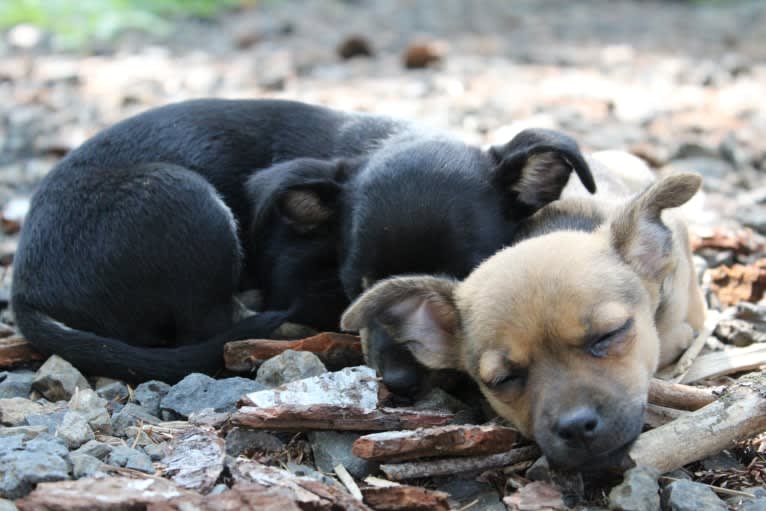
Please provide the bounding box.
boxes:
[555,407,602,446]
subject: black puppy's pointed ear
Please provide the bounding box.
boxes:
[489,128,595,220]
[341,275,462,370]
[610,173,702,282]
[248,158,355,234]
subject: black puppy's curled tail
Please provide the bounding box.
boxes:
[13,301,289,384]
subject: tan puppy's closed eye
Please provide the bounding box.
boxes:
[342,163,705,473]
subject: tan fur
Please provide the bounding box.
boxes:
[341,152,705,469]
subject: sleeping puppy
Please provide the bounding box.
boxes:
[11,98,595,383]
[342,154,705,471]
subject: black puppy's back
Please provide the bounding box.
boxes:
[11,99,398,382]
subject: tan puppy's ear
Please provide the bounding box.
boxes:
[341,276,461,370]
[610,173,702,281]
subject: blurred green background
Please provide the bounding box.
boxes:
[0,0,249,48]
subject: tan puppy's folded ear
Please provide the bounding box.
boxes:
[341,276,461,370]
[610,173,702,281]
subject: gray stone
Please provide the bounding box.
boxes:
[0,450,69,499]
[160,373,263,418]
[255,350,327,387]
[608,466,660,511]
[701,451,745,471]
[107,444,155,474]
[71,439,113,460]
[69,452,105,479]
[57,411,95,449]
[96,381,130,404]
[225,428,285,457]
[0,371,35,399]
[308,431,377,479]
[133,380,171,417]
[740,498,766,511]
[439,479,504,511]
[25,408,66,433]
[737,206,766,235]
[0,498,18,511]
[142,442,167,462]
[0,397,43,426]
[0,433,69,499]
[0,425,46,441]
[111,402,160,437]
[661,479,727,511]
[25,433,69,457]
[660,157,734,192]
[68,388,112,434]
[32,355,91,402]
[0,434,25,452]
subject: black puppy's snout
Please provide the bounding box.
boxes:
[555,406,602,446]
[382,367,421,397]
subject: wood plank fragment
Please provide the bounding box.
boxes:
[690,227,764,255]
[680,343,766,384]
[647,379,720,411]
[229,459,373,511]
[239,365,378,410]
[15,476,192,511]
[160,426,224,493]
[379,445,541,481]
[224,332,363,372]
[631,371,766,474]
[0,334,44,368]
[230,404,454,431]
[361,485,450,511]
[148,483,304,511]
[352,424,519,461]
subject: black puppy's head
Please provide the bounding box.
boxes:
[248,129,594,396]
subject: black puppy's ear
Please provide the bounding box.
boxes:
[341,275,462,370]
[610,173,702,282]
[248,158,355,234]
[489,128,596,220]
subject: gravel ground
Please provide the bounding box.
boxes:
[1,1,766,509]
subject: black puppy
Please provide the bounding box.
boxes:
[249,125,595,395]
[12,98,594,384]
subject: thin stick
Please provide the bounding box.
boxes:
[335,464,364,501]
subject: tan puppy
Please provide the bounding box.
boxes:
[341,154,705,471]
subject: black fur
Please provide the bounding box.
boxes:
[12,98,593,385]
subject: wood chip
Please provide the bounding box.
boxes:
[160,426,224,493]
[15,476,192,511]
[334,464,363,501]
[691,227,764,254]
[224,332,363,372]
[504,481,569,511]
[0,334,44,368]
[708,259,766,307]
[239,365,378,410]
[361,485,450,511]
[229,459,373,511]
[352,424,519,461]
[380,445,541,481]
[680,343,766,384]
[231,404,454,432]
[147,483,304,511]
[631,371,766,474]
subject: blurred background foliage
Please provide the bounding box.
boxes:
[0,0,252,48]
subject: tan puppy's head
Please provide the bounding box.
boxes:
[342,173,702,471]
